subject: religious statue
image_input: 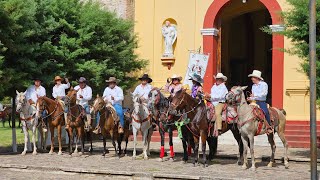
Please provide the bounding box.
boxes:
[162,21,177,57]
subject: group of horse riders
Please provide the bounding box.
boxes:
[21,68,272,138]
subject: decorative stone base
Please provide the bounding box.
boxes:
[161,57,175,70]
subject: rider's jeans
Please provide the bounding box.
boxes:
[256,101,271,125]
[114,104,124,127]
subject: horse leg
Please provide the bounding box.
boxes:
[159,127,165,161]
[124,134,129,156]
[68,129,73,155]
[57,125,62,155]
[193,137,199,167]
[182,138,188,163]
[201,131,208,167]
[81,130,85,155]
[267,133,276,168]
[147,126,153,157]
[32,124,37,155]
[241,135,249,169]
[169,126,175,161]
[74,131,79,154]
[142,129,149,160]
[111,134,118,157]
[49,125,54,154]
[117,134,122,157]
[277,130,289,168]
[21,122,28,155]
[231,127,244,165]
[132,126,138,160]
[248,135,256,170]
[88,131,93,153]
[102,137,107,156]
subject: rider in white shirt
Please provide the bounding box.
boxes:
[93,77,124,134]
[52,76,70,129]
[74,77,92,131]
[133,74,153,102]
[26,77,47,131]
[247,70,272,134]
[205,73,228,135]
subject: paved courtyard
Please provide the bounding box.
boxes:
[0,140,318,180]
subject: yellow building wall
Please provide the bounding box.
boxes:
[134,0,320,121]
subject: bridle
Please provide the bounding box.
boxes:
[16,96,27,112]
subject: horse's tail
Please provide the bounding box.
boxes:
[279,108,286,116]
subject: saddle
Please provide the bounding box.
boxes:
[251,104,279,135]
[105,103,120,124]
[206,102,238,124]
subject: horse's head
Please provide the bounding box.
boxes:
[16,90,27,112]
[168,89,187,115]
[91,94,105,113]
[65,87,77,105]
[131,93,141,115]
[148,88,161,111]
[225,86,247,104]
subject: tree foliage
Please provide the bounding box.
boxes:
[280,0,320,100]
[0,0,146,98]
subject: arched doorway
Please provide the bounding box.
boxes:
[203,0,284,108]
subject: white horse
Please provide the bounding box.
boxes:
[16,91,38,155]
[131,93,153,160]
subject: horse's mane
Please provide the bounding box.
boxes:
[41,96,56,104]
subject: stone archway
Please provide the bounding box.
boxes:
[202,0,284,108]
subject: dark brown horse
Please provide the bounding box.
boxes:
[37,96,64,155]
[92,95,130,158]
[65,88,93,154]
[168,89,210,167]
[148,88,178,161]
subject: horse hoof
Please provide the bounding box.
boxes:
[78,152,83,156]
[250,167,256,171]
[58,151,62,155]
[267,162,274,168]
[169,157,174,162]
[183,161,187,164]
[203,164,208,168]
[242,165,248,169]
[144,156,148,160]
[74,150,78,154]
[48,151,53,155]
[132,156,136,160]
[21,151,26,156]
[237,160,242,166]
[285,162,289,169]
[158,158,164,162]
[32,151,37,155]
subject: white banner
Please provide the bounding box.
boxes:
[183,52,209,89]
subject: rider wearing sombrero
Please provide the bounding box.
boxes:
[165,74,183,97]
[133,74,153,102]
[205,73,228,135]
[93,77,125,134]
[189,74,203,99]
[26,77,47,131]
[247,70,272,134]
[74,77,93,131]
[52,76,70,129]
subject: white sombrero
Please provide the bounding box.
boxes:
[171,74,182,81]
[248,70,264,80]
[214,73,227,81]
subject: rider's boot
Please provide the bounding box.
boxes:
[64,113,69,129]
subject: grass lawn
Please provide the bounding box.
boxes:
[0,121,24,147]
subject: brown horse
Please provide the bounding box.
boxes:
[92,95,130,158]
[168,89,210,167]
[65,88,93,154]
[37,96,64,155]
